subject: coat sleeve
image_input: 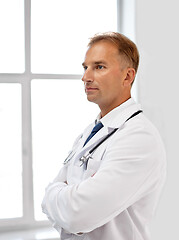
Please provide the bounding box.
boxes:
[41,123,166,234]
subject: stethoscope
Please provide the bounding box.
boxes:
[79,127,118,169]
[64,110,142,170]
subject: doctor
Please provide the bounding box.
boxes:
[42,32,166,240]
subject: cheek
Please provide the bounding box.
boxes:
[105,78,123,98]
[100,80,117,98]
[95,70,123,93]
[112,68,124,80]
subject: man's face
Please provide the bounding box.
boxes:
[82,40,131,116]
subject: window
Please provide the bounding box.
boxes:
[0,0,124,230]
[0,0,24,73]
[0,84,22,219]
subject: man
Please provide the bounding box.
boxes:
[42,32,166,240]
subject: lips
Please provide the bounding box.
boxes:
[86,87,98,91]
[85,87,99,94]
[85,84,98,90]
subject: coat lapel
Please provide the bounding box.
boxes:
[73,125,109,163]
[72,99,142,165]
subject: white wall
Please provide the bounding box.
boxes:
[135,0,179,239]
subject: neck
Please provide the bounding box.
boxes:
[99,96,131,118]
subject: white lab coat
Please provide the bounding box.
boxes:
[42,98,166,240]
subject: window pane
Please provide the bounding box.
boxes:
[31,0,117,74]
[0,84,22,219]
[31,79,99,220]
[0,0,24,73]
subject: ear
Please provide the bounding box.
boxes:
[123,68,136,86]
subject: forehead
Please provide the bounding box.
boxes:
[84,40,120,63]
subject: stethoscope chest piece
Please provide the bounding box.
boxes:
[79,153,92,169]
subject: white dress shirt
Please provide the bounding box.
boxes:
[42,98,166,240]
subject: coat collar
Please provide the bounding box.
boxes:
[97,98,141,129]
[78,98,142,154]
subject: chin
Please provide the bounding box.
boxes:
[87,96,98,104]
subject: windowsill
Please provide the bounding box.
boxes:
[0,227,59,240]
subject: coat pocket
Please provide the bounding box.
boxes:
[82,155,102,180]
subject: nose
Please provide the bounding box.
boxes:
[82,68,93,83]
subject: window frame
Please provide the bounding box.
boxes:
[0,0,125,231]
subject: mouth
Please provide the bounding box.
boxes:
[85,87,99,93]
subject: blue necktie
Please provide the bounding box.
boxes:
[83,122,104,146]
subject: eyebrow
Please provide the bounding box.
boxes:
[82,61,107,66]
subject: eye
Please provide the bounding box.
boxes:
[96,65,104,70]
[83,65,88,71]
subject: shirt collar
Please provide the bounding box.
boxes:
[95,98,141,129]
